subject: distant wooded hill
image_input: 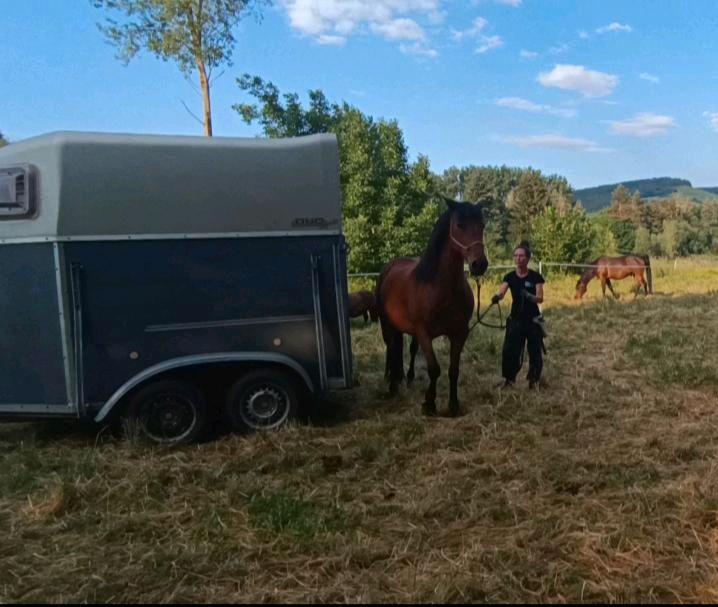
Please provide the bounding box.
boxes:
[575,177,718,212]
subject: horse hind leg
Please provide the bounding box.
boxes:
[388,330,405,395]
[407,336,419,384]
[632,274,642,298]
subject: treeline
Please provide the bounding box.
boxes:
[236,79,718,270]
[602,185,718,257]
[574,178,692,212]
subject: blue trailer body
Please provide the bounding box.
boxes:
[0,132,352,427]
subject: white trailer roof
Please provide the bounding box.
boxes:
[0,131,342,241]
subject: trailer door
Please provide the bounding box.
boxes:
[0,243,73,414]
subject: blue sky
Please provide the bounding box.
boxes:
[2,0,717,189]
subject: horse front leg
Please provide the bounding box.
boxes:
[448,329,469,417]
[600,277,607,298]
[407,336,419,384]
[415,329,440,416]
[606,279,618,299]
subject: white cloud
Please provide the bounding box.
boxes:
[281,0,440,48]
[400,42,438,57]
[452,17,502,54]
[496,97,577,118]
[317,34,346,45]
[639,72,660,84]
[606,113,676,137]
[371,18,425,40]
[596,22,632,34]
[427,10,447,24]
[504,134,609,152]
[704,112,718,132]
[520,49,538,59]
[578,30,589,39]
[476,35,503,54]
[452,17,488,41]
[549,42,571,55]
[538,64,618,97]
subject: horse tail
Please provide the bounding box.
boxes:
[642,255,653,294]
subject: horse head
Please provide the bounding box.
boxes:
[445,198,488,277]
[575,278,587,299]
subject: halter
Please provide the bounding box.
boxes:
[449,221,484,253]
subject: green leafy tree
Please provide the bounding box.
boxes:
[507,170,551,241]
[588,213,619,258]
[659,220,680,258]
[235,76,438,272]
[700,201,718,227]
[531,206,594,264]
[93,0,268,136]
[609,185,643,227]
[0,132,7,147]
[611,219,636,253]
[634,226,652,255]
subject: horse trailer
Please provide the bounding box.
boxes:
[0,131,352,443]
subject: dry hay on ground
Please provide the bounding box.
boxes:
[2,265,718,602]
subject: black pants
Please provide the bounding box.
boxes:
[502,317,543,384]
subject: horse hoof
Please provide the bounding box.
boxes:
[422,402,437,416]
[448,404,464,418]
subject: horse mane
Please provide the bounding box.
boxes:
[414,208,452,283]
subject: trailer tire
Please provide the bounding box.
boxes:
[224,368,301,434]
[125,379,209,445]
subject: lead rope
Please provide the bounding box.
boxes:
[468,278,506,333]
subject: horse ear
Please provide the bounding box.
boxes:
[443,196,459,211]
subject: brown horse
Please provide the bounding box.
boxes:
[348,290,378,322]
[376,198,488,416]
[575,255,652,299]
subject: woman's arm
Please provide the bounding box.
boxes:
[492,282,510,303]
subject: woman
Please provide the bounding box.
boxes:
[491,240,545,389]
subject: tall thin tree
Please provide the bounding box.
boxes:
[93,0,269,136]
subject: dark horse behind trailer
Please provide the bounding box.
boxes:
[0,131,352,443]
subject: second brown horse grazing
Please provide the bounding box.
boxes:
[575,255,652,299]
[376,198,488,416]
[348,290,378,322]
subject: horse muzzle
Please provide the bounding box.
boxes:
[469,258,489,277]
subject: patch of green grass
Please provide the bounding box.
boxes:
[247,490,349,542]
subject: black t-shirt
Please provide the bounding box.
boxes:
[502,269,545,321]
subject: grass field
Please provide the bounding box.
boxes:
[2,258,718,602]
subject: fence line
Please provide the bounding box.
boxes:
[348,261,656,279]
[347,257,716,278]
[348,265,515,279]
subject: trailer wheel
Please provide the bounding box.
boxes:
[224,368,301,434]
[126,379,209,445]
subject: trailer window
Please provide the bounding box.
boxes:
[0,166,35,219]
